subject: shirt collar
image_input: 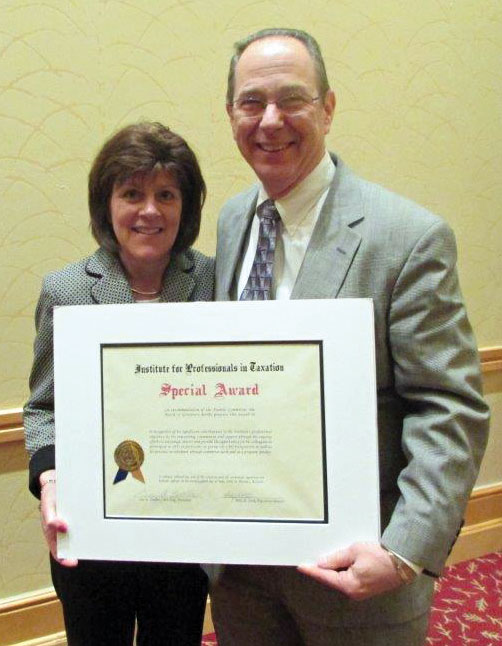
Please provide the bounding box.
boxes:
[257,151,335,231]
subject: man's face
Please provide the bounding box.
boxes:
[227,36,335,199]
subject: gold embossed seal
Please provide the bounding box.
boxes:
[114,440,144,471]
[113,440,145,483]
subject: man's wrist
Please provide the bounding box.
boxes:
[383,546,419,584]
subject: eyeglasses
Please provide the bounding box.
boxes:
[231,94,320,118]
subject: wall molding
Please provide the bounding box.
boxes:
[0,591,65,646]
[14,637,66,646]
[0,408,23,444]
[480,346,502,374]
[447,483,502,565]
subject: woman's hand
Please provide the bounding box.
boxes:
[39,470,78,567]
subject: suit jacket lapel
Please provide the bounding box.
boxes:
[292,156,364,300]
[86,247,196,303]
[216,189,258,300]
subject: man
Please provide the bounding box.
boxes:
[212,28,489,645]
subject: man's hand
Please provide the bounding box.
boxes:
[39,470,78,568]
[298,542,403,600]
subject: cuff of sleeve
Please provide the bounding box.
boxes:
[29,445,55,499]
[390,550,423,575]
[381,518,447,576]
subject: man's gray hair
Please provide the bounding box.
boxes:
[226,28,330,104]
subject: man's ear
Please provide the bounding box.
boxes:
[226,103,238,139]
[322,90,336,134]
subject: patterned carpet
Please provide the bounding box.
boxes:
[202,552,502,645]
[427,551,502,644]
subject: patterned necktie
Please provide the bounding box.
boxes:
[240,199,280,301]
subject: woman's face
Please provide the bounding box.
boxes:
[109,169,182,272]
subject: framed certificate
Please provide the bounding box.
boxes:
[55,299,380,565]
[102,340,327,523]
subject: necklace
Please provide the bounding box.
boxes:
[130,286,161,296]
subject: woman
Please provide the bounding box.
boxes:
[24,122,213,646]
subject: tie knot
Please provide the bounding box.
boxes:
[257,199,280,223]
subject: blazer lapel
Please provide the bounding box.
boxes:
[158,251,196,302]
[87,249,134,304]
[292,157,364,300]
[216,189,258,300]
[86,248,196,303]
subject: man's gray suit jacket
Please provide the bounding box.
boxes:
[24,246,214,498]
[215,153,489,576]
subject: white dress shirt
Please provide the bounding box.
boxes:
[236,151,335,300]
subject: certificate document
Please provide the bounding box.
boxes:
[103,342,327,522]
[55,299,380,565]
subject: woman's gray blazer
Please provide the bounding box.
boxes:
[24,246,214,497]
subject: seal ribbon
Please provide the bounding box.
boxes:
[113,440,145,484]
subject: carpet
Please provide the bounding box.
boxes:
[201,552,502,645]
[427,551,502,644]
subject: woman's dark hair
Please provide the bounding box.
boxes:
[88,121,206,253]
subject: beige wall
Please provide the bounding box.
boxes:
[0,443,50,598]
[0,0,500,602]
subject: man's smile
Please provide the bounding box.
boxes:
[256,142,293,152]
